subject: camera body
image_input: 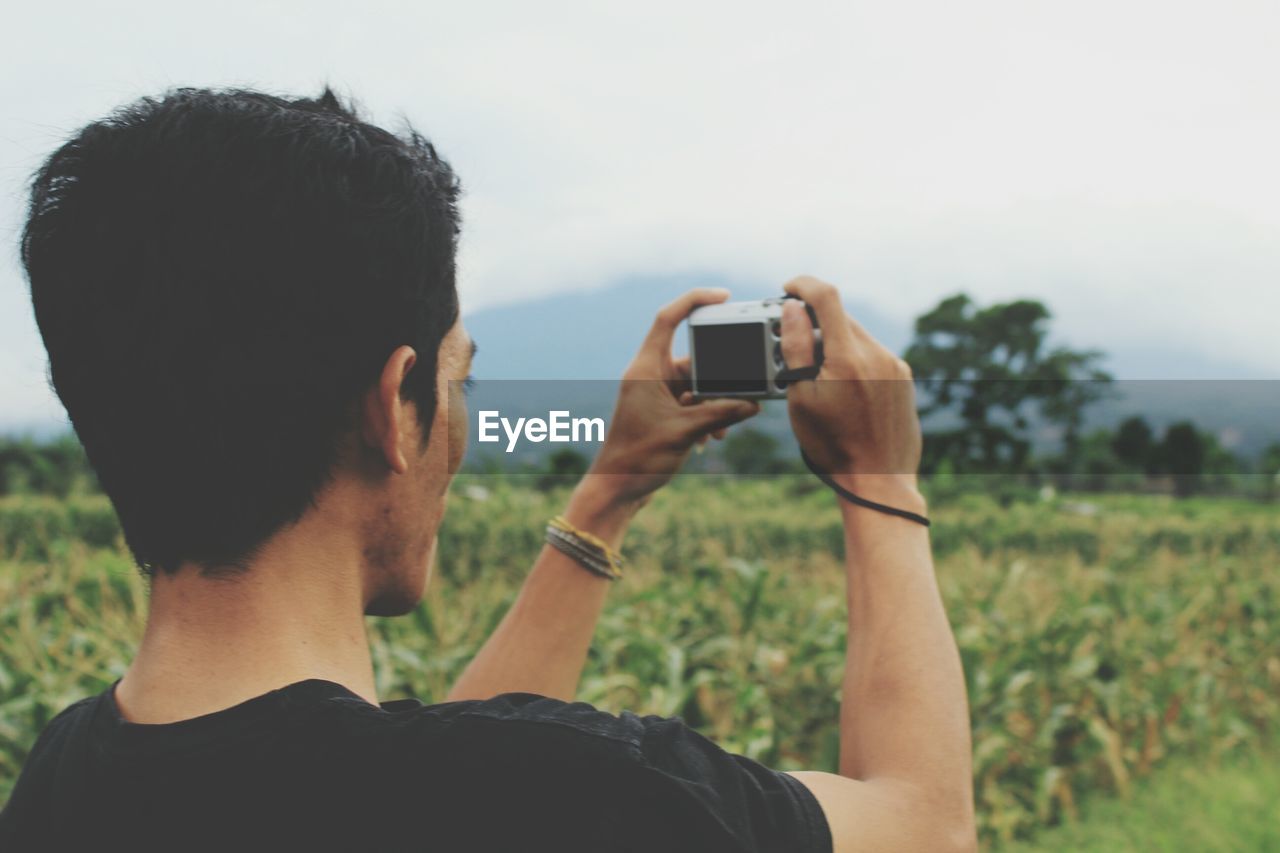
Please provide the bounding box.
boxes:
[687,296,823,399]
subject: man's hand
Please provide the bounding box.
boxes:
[779,276,924,510]
[584,288,760,507]
[446,288,759,704]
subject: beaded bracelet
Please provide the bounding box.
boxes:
[545,515,625,580]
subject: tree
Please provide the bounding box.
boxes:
[722,428,792,476]
[1260,442,1280,502]
[1112,416,1155,475]
[535,448,589,492]
[1076,428,1125,490]
[1156,421,1206,498]
[904,294,1113,475]
[1201,432,1241,495]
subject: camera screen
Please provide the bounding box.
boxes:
[693,323,767,393]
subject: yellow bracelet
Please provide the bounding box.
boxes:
[548,515,625,577]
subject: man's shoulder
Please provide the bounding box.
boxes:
[0,690,104,830]
[342,690,654,761]
[364,693,833,852]
[35,692,101,737]
[10,691,103,771]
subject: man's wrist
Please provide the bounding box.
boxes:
[829,473,928,521]
[562,475,646,550]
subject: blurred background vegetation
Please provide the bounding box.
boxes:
[2,478,1276,848]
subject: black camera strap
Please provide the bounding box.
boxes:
[800,449,931,527]
[775,365,821,383]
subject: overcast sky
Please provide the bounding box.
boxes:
[2,0,1277,430]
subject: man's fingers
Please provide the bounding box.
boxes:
[780,300,816,370]
[844,312,896,361]
[682,398,759,437]
[642,288,731,359]
[667,355,695,396]
[782,275,858,361]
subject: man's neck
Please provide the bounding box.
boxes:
[115,530,379,724]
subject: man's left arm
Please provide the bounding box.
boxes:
[443,477,637,702]
[444,288,759,702]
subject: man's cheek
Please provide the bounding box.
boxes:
[446,388,467,476]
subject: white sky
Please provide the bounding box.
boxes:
[2,0,1278,428]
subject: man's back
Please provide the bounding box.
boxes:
[0,680,831,852]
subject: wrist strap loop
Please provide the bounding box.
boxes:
[800,450,931,527]
[775,364,820,383]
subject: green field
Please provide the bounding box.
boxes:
[1008,748,1280,852]
[1,477,1277,847]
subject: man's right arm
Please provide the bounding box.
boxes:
[776,276,976,853]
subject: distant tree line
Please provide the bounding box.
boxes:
[896,292,1279,498]
[716,292,1279,500]
[0,434,98,498]
[715,419,1280,500]
[1052,416,1263,498]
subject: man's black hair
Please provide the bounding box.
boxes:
[21,85,463,576]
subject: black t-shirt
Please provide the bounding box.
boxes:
[0,679,831,852]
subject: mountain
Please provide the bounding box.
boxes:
[466,275,1274,382]
[462,271,905,380]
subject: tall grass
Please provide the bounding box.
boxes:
[1,478,1277,846]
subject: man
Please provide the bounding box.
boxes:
[1,87,975,851]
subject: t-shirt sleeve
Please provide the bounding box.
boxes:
[628,713,833,853]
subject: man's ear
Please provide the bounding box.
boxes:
[361,345,418,475]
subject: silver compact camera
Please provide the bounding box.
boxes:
[687,296,823,399]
